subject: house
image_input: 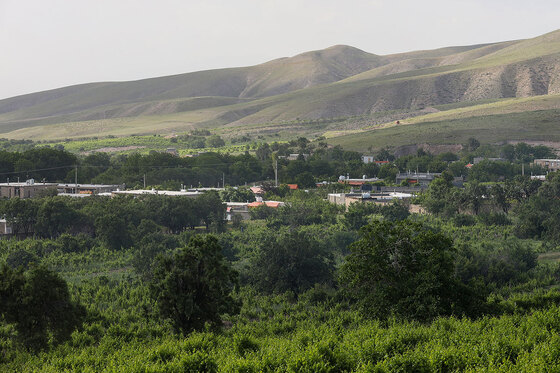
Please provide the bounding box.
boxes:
[57,183,124,195]
[250,186,264,195]
[111,189,203,197]
[225,203,251,221]
[0,179,58,199]
[166,148,179,156]
[473,157,506,164]
[287,184,298,190]
[533,159,560,172]
[361,155,374,164]
[395,172,440,186]
[361,156,390,165]
[338,176,381,186]
[328,191,413,209]
[279,154,310,161]
[247,201,284,208]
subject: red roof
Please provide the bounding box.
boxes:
[287,184,298,190]
[465,163,473,168]
[247,201,283,208]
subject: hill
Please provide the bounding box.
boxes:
[1,29,560,146]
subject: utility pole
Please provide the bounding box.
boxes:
[75,165,78,194]
[223,172,225,188]
[274,159,278,187]
[522,163,525,176]
[143,174,146,189]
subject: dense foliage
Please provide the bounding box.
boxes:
[150,235,239,334]
[1,141,560,371]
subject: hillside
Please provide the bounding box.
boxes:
[1,29,560,144]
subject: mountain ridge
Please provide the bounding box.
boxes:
[1,29,560,141]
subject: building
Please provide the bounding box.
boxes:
[225,199,285,221]
[166,148,179,156]
[473,157,506,164]
[361,155,374,164]
[111,189,203,197]
[250,186,264,195]
[57,183,124,195]
[395,172,440,186]
[328,191,412,209]
[279,154,310,161]
[247,201,285,208]
[225,202,251,221]
[0,179,58,199]
[338,176,381,186]
[533,159,560,172]
[361,156,391,165]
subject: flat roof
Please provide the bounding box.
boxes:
[57,193,92,198]
[0,182,57,187]
[58,183,122,188]
[112,189,202,197]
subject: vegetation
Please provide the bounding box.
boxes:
[150,235,239,334]
[2,137,560,370]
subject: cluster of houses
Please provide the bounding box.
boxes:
[2,155,559,236]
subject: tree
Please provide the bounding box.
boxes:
[0,264,85,350]
[461,182,487,215]
[205,135,225,148]
[196,191,226,232]
[0,198,39,236]
[422,176,455,216]
[35,197,79,238]
[149,235,239,334]
[466,137,480,152]
[340,220,485,321]
[248,229,334,294]
[343,203,377,230]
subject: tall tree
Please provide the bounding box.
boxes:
[150,235,239,334]
[0,264,85,350]
[340,220,485,321]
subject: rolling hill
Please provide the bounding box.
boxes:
[1,29,560,147]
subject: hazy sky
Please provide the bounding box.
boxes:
[1,0,559,99]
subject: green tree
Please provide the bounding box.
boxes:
[466,137,480,152]
[0,264,85,350]
[340,220,485,321]
[149,235,239,334]
[206,135,225,148]
[248,229,334,294]
[35,197,79,238]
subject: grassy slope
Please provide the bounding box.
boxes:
[1,30,560,143]
[329,95,560,151]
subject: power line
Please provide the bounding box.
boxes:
[0,161,254,177]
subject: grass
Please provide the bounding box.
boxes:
[329,108,560,151]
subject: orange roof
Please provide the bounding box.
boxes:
[287,184,298,190]
[465,163,473,168]
[348,181,365,186]
[250,186,264,194]
[247,201,283,208]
